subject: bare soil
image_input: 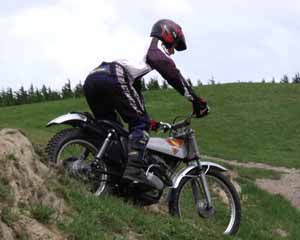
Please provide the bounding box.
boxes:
[204,155,300,208]
[0,129,66,239]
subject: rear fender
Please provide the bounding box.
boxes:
[46,113,88,127]
[171,161,227,189]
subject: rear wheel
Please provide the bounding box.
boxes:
[169,168,241,235]
[46,128,110,196]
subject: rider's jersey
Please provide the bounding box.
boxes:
[145,38,196,101]
[114,58,152,83]
[90,39,196,102]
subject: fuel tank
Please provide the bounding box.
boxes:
[146,137,187,159]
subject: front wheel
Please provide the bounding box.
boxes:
[169,168,241,235]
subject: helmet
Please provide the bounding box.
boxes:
[150,19,187,51]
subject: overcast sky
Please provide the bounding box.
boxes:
[1,0,300,90]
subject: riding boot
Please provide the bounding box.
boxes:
[123,130,151,185]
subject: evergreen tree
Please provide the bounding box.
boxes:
[280,75,289,84]
[271,77,276,84]
[28,84,35,102]
[41,85,49,101]
[6,88,14,105]
[0,89,4,106]
[141,78,147,91]
[35,88,43,102]
[74,81,84,98]
[15,86,28,105]
[147,77,160,90]
[209,76,215,85]
[197,79,203,86]
[62,79,73,98]
[187,78,193,87]
[162,81,168,89]
[292,73,300,84]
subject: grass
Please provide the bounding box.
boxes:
[55,178,226,240]
[234,166,282,181]
[0,83,299,168]
[30,203,56,224]
[0,83,300,239]
[1,208,18,227]
[0,182,14,203]
[237,178,300,239]
[50,170,300,240]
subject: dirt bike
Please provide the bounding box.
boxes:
[46,112,241,235]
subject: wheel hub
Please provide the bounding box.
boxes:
[63,157,91,178]
[196,201,215,218]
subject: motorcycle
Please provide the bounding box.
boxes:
[46,112,241,235]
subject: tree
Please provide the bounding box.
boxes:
[62,79,73,98]
[197,79,203,86]
[6,88,14,105]
[162,81,168,89]
[271,77,276,84]
[0,89,4,106]
[41,85,49,101]
[140,78,147,91]
[187,78,193,87]
[280,74,289,84]
[147,77,160,90]
[35,88,43,102]
[74,81,84,98]
[15,86,28,105]
[261,78,266,83]
[28,84,35,102]
[292,73,300,84]
[209,76,215,85]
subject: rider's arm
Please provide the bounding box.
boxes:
[146,38,198,102]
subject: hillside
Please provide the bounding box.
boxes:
[0,83,299,167]
[0,129,226,239]
[0,83,300,239]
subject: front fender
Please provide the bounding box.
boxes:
[47,112,88,127]
[171,161,227,189]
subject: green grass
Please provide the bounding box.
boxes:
[0,83,299,168]
[234,166,282,181]
[237,178,300,239]
[50,171,300,240]
[1,83,300,239]
[30,203,56,224]
[0,182,14,204]
[55,177,226,240]
[145,83,300,168]
[1,208,18,227]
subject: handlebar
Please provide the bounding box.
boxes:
[157,113,194,133]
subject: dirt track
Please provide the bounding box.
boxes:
[203,155,300,208]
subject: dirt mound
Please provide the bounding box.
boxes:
[0,129,66,239]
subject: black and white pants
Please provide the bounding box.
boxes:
[83,63,150,154]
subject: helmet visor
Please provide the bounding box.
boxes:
[175,34,187,51]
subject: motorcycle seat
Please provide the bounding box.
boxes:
[97,120,129,137]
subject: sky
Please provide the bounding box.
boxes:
[0,0,300,90]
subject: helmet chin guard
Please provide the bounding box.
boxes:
[161,42,174,56]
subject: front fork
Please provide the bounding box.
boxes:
[189,131,213,209]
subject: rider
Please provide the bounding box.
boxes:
[83,19,208,186]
